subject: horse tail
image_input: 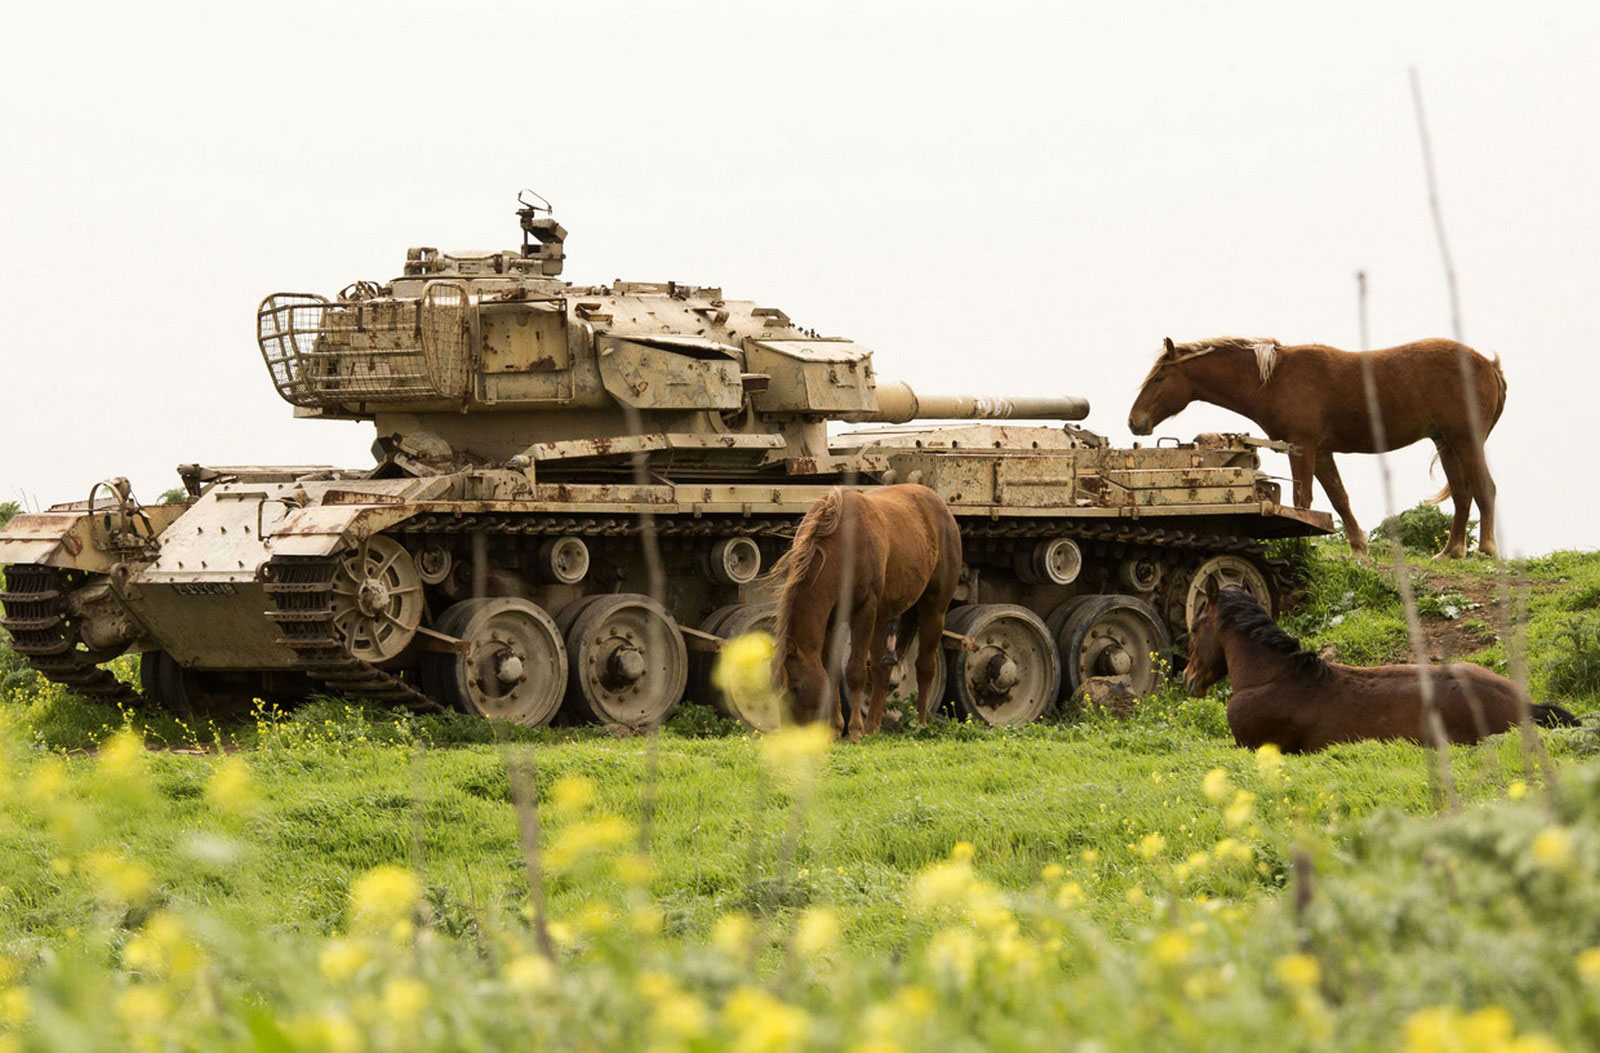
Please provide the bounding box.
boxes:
[1530,702,1580,729]
[769,488,847,668]
[891,604,921,665]
[1425,451,1451,505]
[1487,352,1508,433]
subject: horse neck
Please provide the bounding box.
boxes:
[778,539,841,668]
[1218,626,1293,691]
[1183,351,1271,424]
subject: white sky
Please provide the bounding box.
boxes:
[2,1,1596,555]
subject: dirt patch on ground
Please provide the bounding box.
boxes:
[1408,570,1539,664]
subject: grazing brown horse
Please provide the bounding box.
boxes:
[771,484,962,739]
[1128,336,1506,559]
[1183,582,1578,753]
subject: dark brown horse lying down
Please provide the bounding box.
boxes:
[1183,583,1578,753]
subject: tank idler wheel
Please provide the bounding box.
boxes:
[329,536,424,664]
[564,594,688,729]
[1056,594,1172,701]
[423,598,567,726]
[885,626,948,720]
[944,604,1060,727]
[139,651,261,721]
[1016,537,1083,585]
[416,544,453,585]
[692,603,781,731]
[1183,555,1275,631]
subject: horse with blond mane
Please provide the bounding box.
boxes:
[1128,336,1505,559]
[770,484,962,739]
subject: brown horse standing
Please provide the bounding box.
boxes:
[1184,583,1577,753]
[1128,336,1506,559]
[772,484,962,739]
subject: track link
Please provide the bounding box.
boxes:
[263,555,447,713]
[0,564,137,700]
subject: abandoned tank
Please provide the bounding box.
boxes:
[0,195,1331,729]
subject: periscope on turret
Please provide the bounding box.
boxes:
[0,194,1330,731]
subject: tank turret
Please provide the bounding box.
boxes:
[256,198,1093,476]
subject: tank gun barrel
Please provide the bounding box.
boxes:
[868,381,1090,424]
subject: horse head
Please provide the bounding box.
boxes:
[1182,578,1228,695]
[1128,336,1196,436]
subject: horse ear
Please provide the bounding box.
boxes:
[1162,336,1176,358]
[1204,577,1221,605]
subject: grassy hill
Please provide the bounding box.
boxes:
[0,532,1596,1049]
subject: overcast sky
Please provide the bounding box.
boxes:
[2,1,1595,555]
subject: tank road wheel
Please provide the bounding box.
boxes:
[693,603,781,731]
[328,536,424,664]
[564,594,688,729]
[1183,555,1275,631]
[423,599,567,726]
[1055,594,1172,702]
[139,651,259,721]
[944,604,1060,726]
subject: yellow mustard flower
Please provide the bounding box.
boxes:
[381,977,429,1025]
[1507,779,1528,800]
[1529,826,1572,870]
[318,939,370,984]
[1138,832,1167,860]
[1255,743,1284,787]
[1149,929,1192,968]
[1275,953,1321,991]
[548,775,596,813]
[793,906,842,957]
[0,988,30,1029]
[505,953,556,994]
[722,986,809,1053]
[711,912,756,958]
[98,729,147,781]
[1575,947,1600,982]
[84,848,152,908]
[1202,768,1232,803]
[204,756,256,816]
[348,864,421,933]
[714,632,781,715]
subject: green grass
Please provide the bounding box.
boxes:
[0,544,1598,1048]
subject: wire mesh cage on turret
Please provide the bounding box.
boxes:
[257,282,473,408]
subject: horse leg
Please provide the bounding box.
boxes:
[863,612,895,735]
[1313,452,1365,558]
[911,596,946,725]
[1461,443,1499,558]
[842,602,878,742]
[1433,443,1472,560]
[1289,442,1316,509]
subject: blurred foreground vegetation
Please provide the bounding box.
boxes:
[0,531,1596,1049]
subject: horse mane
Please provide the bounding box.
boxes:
[1214,586,1328,679]
[769,488,846,669]
[1146,336,1281,387]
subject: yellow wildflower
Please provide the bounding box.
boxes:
[505,953,556,994]
[319,939,370,984]
[924,927,979,986]
[1202,768,1232,803]
[348,864,421,932]
[722,986,809,1053]
[1040,863,1064,882]
[1507,779,1528,800]
[1224,791,1256,830]
[714,632,781,716]
[381,977,429,1024]
[547,814,631,870]
[793,906,842,957]
[548,775,596,813]
[115,986,170,1030]
[652,991,709,1040]
[712,912,756,958]
[123,912,202,978]
[758,723,832,789]
[25,756,68,806]
[98,729,147,781]
[1138,832,1166,860]
[1255,743,1284,787]
[951,841,974,862]
[1149,929,1191,967]
[204,755,256,816]
[630,902,664,936]
[1576,947,1600,982]
[1529,826,1572,870]
[1275,953,1321,991]
[1125,887,1149,908]
[1055,881,1085,908]
[84,848,152,907]
[0,988,30,1029]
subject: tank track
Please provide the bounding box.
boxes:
[263,555,448,713]
[391,510,1299,599]
[0,564,138,701]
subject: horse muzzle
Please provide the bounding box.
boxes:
[1128,416,1153,437]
